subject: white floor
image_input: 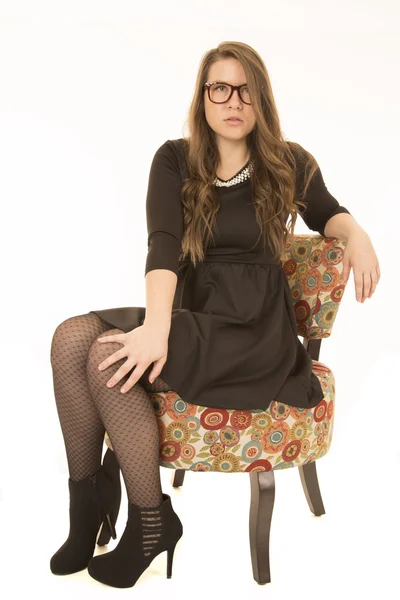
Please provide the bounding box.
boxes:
[1,426,399,600]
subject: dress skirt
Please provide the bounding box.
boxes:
[89,248,325,412]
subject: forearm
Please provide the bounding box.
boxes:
[324,213,367,242]
[143,269,178,334]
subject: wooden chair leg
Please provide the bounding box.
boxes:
[249,470,275,585]
[298,461,326,516]
[171,468,186,487]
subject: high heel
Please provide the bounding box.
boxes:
[87,492,183,588]
[50,451,121,576]
[96,448,121,546]
[166,538,179,578]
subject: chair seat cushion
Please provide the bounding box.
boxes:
[104,360,335,472]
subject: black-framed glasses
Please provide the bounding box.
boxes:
[203,81,251,105]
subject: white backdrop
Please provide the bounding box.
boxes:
[0,1,399,598]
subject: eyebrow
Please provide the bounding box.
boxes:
[213,80,247,86]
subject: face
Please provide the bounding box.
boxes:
[204,58,256,143]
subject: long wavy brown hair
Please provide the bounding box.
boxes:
[178,41,319,267]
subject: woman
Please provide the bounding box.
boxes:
[50,41,380,588]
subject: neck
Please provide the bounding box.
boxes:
[215,136,250,175]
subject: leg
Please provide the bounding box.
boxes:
[50,313,122,575]
[85,329,171,508]
[86,329,185,588]
[50,312,111,480]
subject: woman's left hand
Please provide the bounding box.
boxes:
[341,230,381,302]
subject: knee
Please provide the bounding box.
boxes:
[86,328,124,375]
[50,315,84,364]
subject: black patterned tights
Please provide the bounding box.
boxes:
[50,312,171,507]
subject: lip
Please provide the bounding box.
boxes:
[225,117,243,125]
[225,117,243,122]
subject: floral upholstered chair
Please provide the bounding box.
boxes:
[104,233,349,585]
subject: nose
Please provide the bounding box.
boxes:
[229,88,243,105]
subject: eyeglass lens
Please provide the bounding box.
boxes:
[209,83,251,104]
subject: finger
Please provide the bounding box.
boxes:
[106,360,134,388]
[98,348,126,371]
[120,365,147,393]
[362,272,371,302]
[149,372,158,384]
[149,360,165,383]
[148,371,158,384]
[368,270,379,297]
[354,272,364,302]
[341,262,351,283]
[97,334,124,344]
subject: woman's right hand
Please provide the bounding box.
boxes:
[97,321,170,393]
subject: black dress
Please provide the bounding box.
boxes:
[90,138,351,411]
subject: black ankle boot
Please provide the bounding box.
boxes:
[87,493,183,588]
[50,449,121,575]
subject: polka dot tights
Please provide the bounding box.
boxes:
[50,312,171,508]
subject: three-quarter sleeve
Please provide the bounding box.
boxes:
[295,147,351,237]
[144,140,184,276]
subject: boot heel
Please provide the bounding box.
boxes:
[166,540,178,579]
[96,448,121,546]
[97,511,117,546]
[106,513,117,539]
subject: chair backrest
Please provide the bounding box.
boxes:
[281,234,348,340]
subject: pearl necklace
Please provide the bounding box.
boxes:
[214,160,254,187]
